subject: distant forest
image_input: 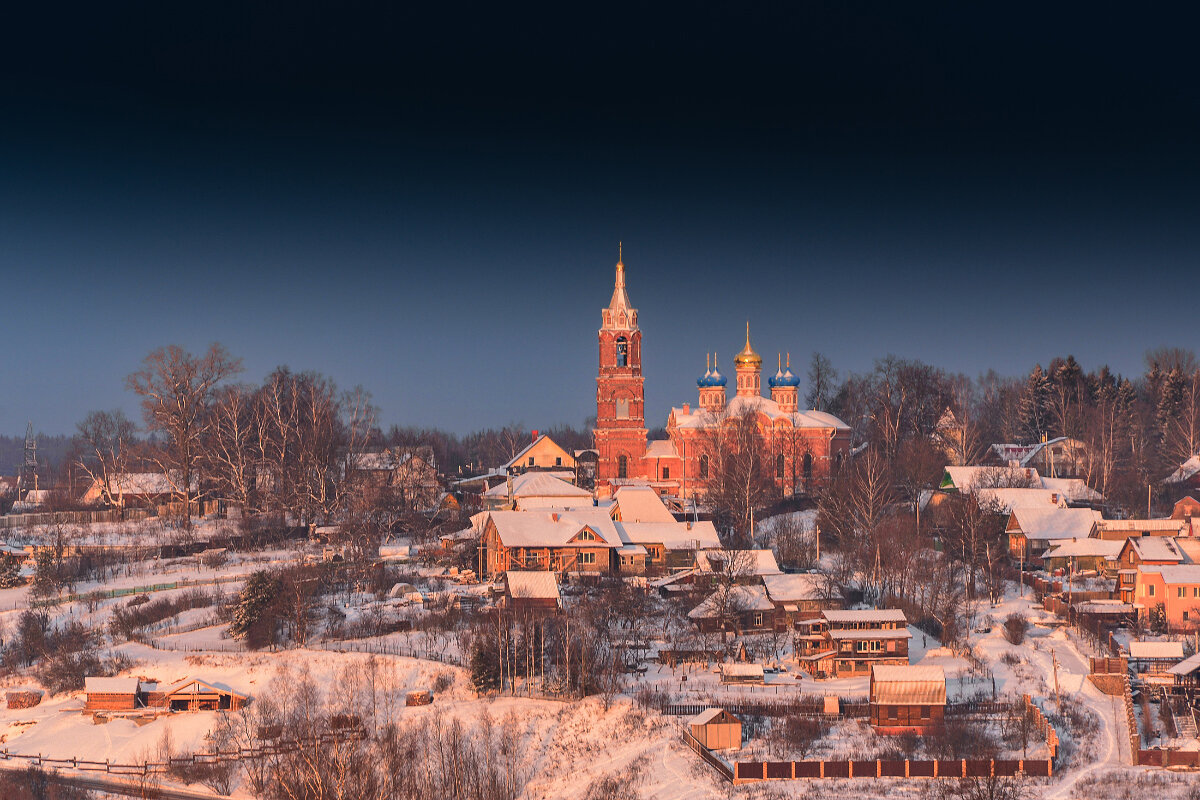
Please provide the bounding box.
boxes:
[0,434,74,476]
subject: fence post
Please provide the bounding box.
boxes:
[904,759,909,777]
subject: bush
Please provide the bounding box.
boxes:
[432,671,454,694]
[1002,613,1028,645]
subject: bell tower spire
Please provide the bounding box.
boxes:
[595,246,646,494]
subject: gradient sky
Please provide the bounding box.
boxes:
[2,3,1198,436]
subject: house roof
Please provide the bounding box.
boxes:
[688,585,775,618]
[1155,565,1200,584]
[91,472,195,496]
[1009,507,1102,540]
[1040,477,1104,504]
[1128,641,1185,660]
[975,488,1066,513]
[870,665,947,705]
[84,677,140,695]
[943,465,1041,491]
[504,571,561,600]
[828,628,912,640]
[1164,455,1200,484]
[1042,538,1123,560]
[822,609,907,624]
[612,486,677,523]
[1122,536,1185,563]
[482,472,591,499]
[1097,519,1189,535]
[670,395,850,431]
[688,707,736,726]
[695,549,782,577]
[485,510,622,549]
[620,521,721,550]
[719,663,765,677]
[159,677,247,699]
[762,573,842,603]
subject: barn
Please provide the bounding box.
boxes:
[146,678,249,712]
[869,664,946,734]
[688,708,742,750]
[500,570,562,614]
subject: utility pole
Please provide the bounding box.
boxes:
[1051,648,1061,707]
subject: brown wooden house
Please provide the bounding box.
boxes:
[145,678,248,711]
[499,570,562,614]
[869,664,946,734]
[84,677,145,711]
[797,609,911,678]
[688,707,742,750]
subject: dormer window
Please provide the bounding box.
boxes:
[616,336,629,367]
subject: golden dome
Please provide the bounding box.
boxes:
[734,321,762,368]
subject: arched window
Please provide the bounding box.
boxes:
[618,455,628,479]
[699,454,709,478]
[615,336,629,367]
[803,453,814,485]
[776,454,785,479]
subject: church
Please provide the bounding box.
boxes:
[593,250,852,500]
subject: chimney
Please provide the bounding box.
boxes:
[532,430,539,443]
[682,403,690,415]
[551,512,558,522]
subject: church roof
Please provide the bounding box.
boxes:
[670,395,850,431]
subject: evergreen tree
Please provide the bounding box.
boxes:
[230,570,284,648]
[469,635,502,693]
[1156,366,1187,442]
[1017,365,1051,443]
[0,555,23,589]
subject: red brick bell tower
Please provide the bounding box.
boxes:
[595,245,647,493]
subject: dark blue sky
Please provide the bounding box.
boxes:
[2,3,1198,436]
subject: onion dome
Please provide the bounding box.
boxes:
[768,354,785,388]
[708,353,727,386]
[778,352,801,386]
[734,322,762,369]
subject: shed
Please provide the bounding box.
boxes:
[718,662,765,685]
[688,707,742,751]
[1128,641,1185,676]
[501,570,562,613]
[869,665,947,733]
[84,677,144,711]
[147,678,248,711]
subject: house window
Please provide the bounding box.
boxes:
[920,705,930,720]
[555,457,562,466]
[576,530,596,541]
[776,454,785,479]
[1148,584,1155,597]
[579,552,596,565]
[1193,587,1199,598]
[662,466,670,480]
[528,457,535,467]
[753,612,763,627]
[1179,587,1186,598]
[618,455,628,478]
[616,336,629,367]
[699,454,709,478]
[887,706,897,719]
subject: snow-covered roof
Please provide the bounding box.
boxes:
[975,488,1066,513]
[159,677,247,699]
[95,472,196,496]
[620,521,721,550]
[482,472,591,499]
[485,510,622,549]
[1129,641,1185,660]
[822,608,907,624]
[688,585,774,618]
[1097,519,1188,535]
[504,571,561,600]
[84,677,140,695]
[1167,652,1200,676]
[502,434,571,470]
[1042,538,1123,560]
[688,707,734,726]
[1123,536,1185,563]
[1010,507,1102,540]
[1164,455,1200,485]
[612,486,677,523]
[695,549,781,577]
[670,395,850,431]
[762,573,842,603]
[828,628,912,640]
[870,665,946,705]
[1155,565,1200,584]
[644,439,679,459]
[347,448,433,471]
[1040,477,1104,504]
[719,663,765,677]
[1073,601,1135,614]
[943,465,1041,492]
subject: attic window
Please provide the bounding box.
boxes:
[577,529,596,541]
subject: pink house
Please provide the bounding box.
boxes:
[1135,565,1200,631]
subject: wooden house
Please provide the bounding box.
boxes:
[1117,536,1186,568]
[1167,652,1200,694]
[687,585,775,634]
[1128,641,1185,679]
[762,572,844,628]
[1041,537,1122,576]
[500,570,562,614]
[688,708,742,750]
[478,509,622,577]
[718,663,765,685]
[797,609,911,678]
[869,664,946,733]
[503,433,575,475]
[84,677,145,711]
[345,447,441,512]
[1096,519,1188,542]
[1005,507,1101,562]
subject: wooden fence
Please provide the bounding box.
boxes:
[680,729,733,782]
[664,699,1015,720]
[0,508,156,530]
[731,757,1052,783]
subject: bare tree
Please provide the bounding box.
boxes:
[699,406,778,545]
[74,409,137,509]
[126,343,243,528]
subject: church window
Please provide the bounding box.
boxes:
[616,398,629,419]
[699,454,709,478]
[616,336,629,367]
[776,454,785,479]
[618,455,628,478]
[662,466,670,480]
[803,453,813,484]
